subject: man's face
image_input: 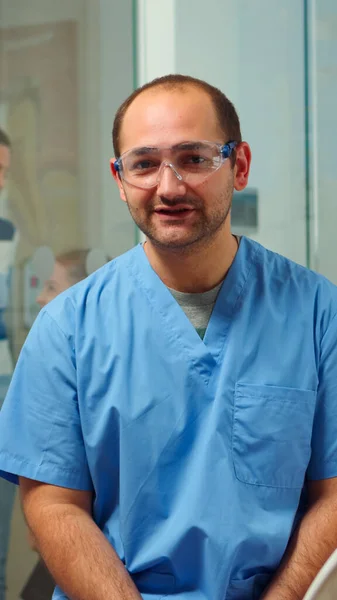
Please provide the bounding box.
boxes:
[0,144,10,193]
[112,87,250,251]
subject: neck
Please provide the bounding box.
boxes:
[143,225,239,293]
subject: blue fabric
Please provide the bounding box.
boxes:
[0,375,15,600]
[0,237,337,600]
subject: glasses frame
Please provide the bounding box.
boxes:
[113,140,238,189]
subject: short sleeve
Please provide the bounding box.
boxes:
[307,312,337,480]
[0,308,93,490]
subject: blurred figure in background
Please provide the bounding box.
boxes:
[0,127,16,600]
[36,249,89,308]
[0,130,10,191]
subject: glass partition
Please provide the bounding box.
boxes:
[0,1,136,598]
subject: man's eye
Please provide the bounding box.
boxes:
[186,155,205,164]
[131,160,157,171]
[180,154,211,167]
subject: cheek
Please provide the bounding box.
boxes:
[125,187,154,208]
[203,170,234,199]
[189,179,216,205]
[46,290,58,303]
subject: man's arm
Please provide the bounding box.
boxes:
[262,477,337,600]
[20,477,142,600]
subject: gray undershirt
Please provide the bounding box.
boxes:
[168,281,223,340]
[148,236,240,339]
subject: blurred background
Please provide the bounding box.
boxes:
[0,0,336,598]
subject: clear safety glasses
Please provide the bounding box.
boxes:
[113,140,238,189]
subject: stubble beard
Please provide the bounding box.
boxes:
[125,180,234,252]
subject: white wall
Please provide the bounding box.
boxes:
[175,0,308,266]
[137,0,176,84]
[312,0,337,282]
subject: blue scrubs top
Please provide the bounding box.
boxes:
[1,237,337,600]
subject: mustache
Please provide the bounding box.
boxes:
[152,197,200,210]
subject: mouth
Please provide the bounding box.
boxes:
[154,206,195,218]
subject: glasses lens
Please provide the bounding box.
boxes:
[120,142,223,188]
[175,142,221,176]
[121,148,161,188]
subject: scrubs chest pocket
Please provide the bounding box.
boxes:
[232,383,316,488]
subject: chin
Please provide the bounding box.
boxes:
[148,232,202,251]
[139,219,204,249]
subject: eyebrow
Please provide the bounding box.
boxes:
[172,142,206,151]
[128,141,213,155]
[129,146,160,156]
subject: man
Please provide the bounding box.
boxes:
[0,127,16,600]
[0,75,336,600]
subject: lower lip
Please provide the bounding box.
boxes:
[154,209,195,221]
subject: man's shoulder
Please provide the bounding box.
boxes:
[248,237,337,312]
[250,237,336,285]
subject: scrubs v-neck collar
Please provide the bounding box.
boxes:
[129,236,259,372]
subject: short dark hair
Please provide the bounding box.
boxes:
[112,74,242,166]
[0,128,11,149]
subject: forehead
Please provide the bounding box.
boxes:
[50,261,70,282]
[119,86,223,153]
[0,144,10,168]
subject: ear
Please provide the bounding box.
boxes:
[233,142,252,192]
[110,158,127,202]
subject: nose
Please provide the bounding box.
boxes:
[156,163,187,198]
